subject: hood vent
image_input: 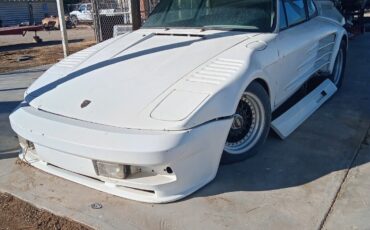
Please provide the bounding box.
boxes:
[154,32,205,38]
[186,58,243,85]
[56,48,98,69]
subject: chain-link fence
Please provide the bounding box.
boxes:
[92,0,159,42]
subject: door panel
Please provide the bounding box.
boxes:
[275,19,338,106]
[273,0,339,107]
[275,20,318,105]
[274,0,310,105]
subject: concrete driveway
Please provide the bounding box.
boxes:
[0,34,369,230]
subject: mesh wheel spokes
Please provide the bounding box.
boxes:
[224,92,265,155]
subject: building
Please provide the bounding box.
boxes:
[0,0,58,27]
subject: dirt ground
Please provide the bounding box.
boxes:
[0,40,95,73]
[0,192,92,230]
[0,26,95,48]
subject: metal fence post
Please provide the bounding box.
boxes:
[130,0,141,30]
[56,0,69,57]
[92,0,102,42]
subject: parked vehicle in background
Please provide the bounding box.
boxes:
[331,0,370,34]
[42,16,74,30]
[10,0,348,203]
[69,3,93,25]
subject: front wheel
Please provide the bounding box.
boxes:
[221,82,271,164]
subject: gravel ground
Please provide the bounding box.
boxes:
[0,26,96,73]
[0,26,95,48]
[0,40,95,73]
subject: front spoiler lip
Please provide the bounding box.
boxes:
[11,104,233,203]
[19,152,208,203]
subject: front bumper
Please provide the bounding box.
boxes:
[10,105,232,203]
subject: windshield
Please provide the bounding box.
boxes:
[143,0,275,32]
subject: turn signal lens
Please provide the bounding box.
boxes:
[94,161,174,179]
[94,161,140,179]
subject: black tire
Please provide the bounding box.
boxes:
[221,82,271,164]
[43,24,49,30]
[70,15,78,27]
[329,40,347,89]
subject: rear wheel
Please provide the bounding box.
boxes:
[329,40,347,88]
[221,82,271,164]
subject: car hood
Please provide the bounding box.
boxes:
[25,29,257,130]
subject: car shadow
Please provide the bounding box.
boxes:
[0,151,19,160]
[0,101,22,114]
[0,101,22,153]
[186,72,370,199]
[0,87,28,92]
[0,67,48,76]
[194,112,369,197]
[186,124,369,200]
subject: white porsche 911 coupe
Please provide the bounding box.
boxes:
[10,0,347,203]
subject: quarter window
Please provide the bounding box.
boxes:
[279,0,288,29]
[283,0,306,26]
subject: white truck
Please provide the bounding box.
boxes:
[69,3,93,25]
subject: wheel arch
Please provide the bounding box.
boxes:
[245,76,273,111]
[341,33,348,51]
[328,30,348,74]
[221,76,272,164]
[253,78,270,99]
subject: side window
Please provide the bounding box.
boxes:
[79,5,87,12]
[87,4,92,11]
[279,0,288,29]
[307,0,317,18]
[283,0,306,26]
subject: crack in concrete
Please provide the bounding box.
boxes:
[319,125,370,230]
